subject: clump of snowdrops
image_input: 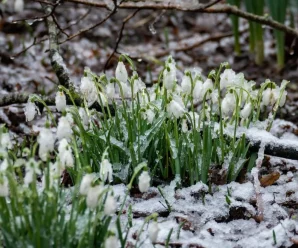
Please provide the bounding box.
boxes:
[25,55,287,186]
[0,125,158,247]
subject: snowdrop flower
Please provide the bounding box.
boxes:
[38,128,55,161]
[100,159,113,183]
[240,102,252,119]
[1,133,12,149]
[86,185,103,209]
[181,74,192,94]
[105,235,118,248]
[138,171,150,193]
[0,176,9,197]
[133,76,146,95]
[56,116,72,140]
[221,92,236,117]
[148,221,160,243]
[80,76,98,106]
[143,108,155,124]
[24,158,41,185]
[55,91,67,112]
[79,173,95,195]
[58,139,74,168]
[116,61,128,83]
[202,78,213,98]
[262,88,279,107]
[0,159,8,172]
[163,58,176,90]
[193,80,203,101]
[79,108,89,127]
[167,95,186,118]
[25,101,38,122]
[220,69,237,89]
[105,83,116,99]
[181,119,188,133]
[104,193,116,215]
[211,89,219,104]
[120,81,132,98]
[14,0,24,12]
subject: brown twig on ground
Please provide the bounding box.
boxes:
[104,9,140,71]
[64,0,298,38]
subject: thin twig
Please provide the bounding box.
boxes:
[104,9,140,71]
[63,0,298,38]
[11,37,48,58]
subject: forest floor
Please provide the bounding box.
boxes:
[1,2,298,247]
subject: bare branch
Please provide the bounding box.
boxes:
[63,0,298,38]
[104,9,140,71]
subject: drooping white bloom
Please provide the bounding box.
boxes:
[120,81,132,98]
[148,221,160,243]
[86,185,103,209]
[116,61,128,83]
[138,171,150,193]
[181,119,188,133]
[80,173,95,195]
[181,74,192,94]
[80,76,98,106]
[278,81,288,107]
[133,76,146,95]
[240,102,252,119]
[58,139,74,168]
[220,69,237,89]
[0,159,8,171]
[1,133,12,149]
[163,60,176,90]
[221,92,236,117]
[38,128,55,161]
[202,78,213,98]
[55,91,67,112]
[104,194,116,215]
[167,95,186,119]
[105,83,116,99]
[143,108,155,124]
[105,235,118,248]
[56,116,72,140]
[100,159,113,183]
[24,101,38,122]
[0,176,9,197]
[211,89,219,104]
[24,158,41,185]
[79,108,89,127]
[14,0,24,13]
[193,80,203,101]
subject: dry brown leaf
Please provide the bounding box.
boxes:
[260,171,280,187]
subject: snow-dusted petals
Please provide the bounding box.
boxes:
[79,108,89,127]
[220,69,237,89]
[100,159,113,183]
[86,185,103,209]
[138,171,150,193]
[120,81,132,98]
[0,176,9,197]
[116,61,128,83]
[105,235,118,248]
[55,91,66,112]
[181,74,192,94]
[79,173,95,195]
[104,194,116,215]
[148,221,160,243]
[57,116,72,140]
[202,78,214,98]
[1,133,12,149]
[143,108,155,124]
[133,77,146,95]
[240,102,252,119]
[167,95,186,119]
[58,139,74,168]
[163,61,176,90]
[25,101,38,122]
[193,80,203,101]
[80,76,98,106]
[221,92,236,117]
[38,128,55,161]
[105,83,116,99]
